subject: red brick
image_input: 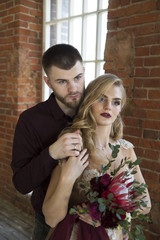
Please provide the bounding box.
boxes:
[135,47,149,56]
[14,28,37,37]
[8,5,29,14]
[151,45,160,55]
[140,0,157,13]
[133,78,144,87]
[146,110,160,120]
[141,169,159,182]
[133,88,147,98]
[145,57,160,67]
[135,68,149,76]
[139,23,156,35]
[107,20,118,30]
[30,23,42,31]
[129,12,159,25]
[142,119,160,130]
[108,0,121,9]
[150,68,160,77]
[144,149,160,161]
[134,99,160,110]
[124,126,142,137]
[8,20,28,29]
[1,15,13,24]
[143,79,160,88]
[121,0,130,6]
[141,159,160,172]
[134,58,144,67]
[149,183,160,201]
[0,10,8,18]
[15,0,38,9]
[143,129,160,140]
[108,8,125,19]
[125,4,139,16]
[118,18,129,27]
[132,108,147,118]
[15,13,38,24]
[149,90,160,99]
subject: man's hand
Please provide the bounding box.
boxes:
[49,130,83,160]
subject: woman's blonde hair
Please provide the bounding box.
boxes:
[60,73,126,156]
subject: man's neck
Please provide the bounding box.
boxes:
[55,98,75,117]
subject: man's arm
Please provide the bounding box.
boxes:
[11,116,56,194]
[11,117,82,194]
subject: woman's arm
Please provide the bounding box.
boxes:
[42,149,89,228]
[128,147,151,215]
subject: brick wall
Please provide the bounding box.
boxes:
[0,0,160,238]
[0,0,43,214]
[104,0,160,239]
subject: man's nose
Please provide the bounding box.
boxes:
[68,81,77,92]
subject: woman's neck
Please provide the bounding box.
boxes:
[95,126,112,148]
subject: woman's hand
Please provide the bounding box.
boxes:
[76,203,101,227]
[60,149,89,182]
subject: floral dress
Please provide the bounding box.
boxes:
[46,139,134,240]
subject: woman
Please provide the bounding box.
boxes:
[42,74,151,240]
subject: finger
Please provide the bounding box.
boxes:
[74,129,81,134]
[77,149,87,160]
[72,144,81,152]
[81,154,89,164]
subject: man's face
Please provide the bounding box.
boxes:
[44,61,85,115]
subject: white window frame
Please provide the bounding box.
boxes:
[43,0,108,100]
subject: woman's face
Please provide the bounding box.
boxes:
[91,85,122,127]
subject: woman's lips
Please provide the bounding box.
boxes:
[100,113,111,118]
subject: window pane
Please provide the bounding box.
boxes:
[84,0,97,13]
[70,0,82,16]
[45,24,56,49]
[99,0,109,10]
[97,12,107,60]
[57,21,68,43]
[57,0,69,19]
[69,18,82,53]
[83,14,97,61]
[50,0,57,21]
[96,62,105,77]
[84,62,95,86]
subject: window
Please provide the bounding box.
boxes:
[43,0,108,100]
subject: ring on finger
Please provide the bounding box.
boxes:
[74,144,77,150]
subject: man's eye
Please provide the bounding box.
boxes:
[75,75,82,81]
[59,80,67,84]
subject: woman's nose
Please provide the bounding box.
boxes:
[104,100,111,110]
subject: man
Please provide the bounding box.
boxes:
[11,44,85,240]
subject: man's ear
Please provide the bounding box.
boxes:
[43,76,51,88]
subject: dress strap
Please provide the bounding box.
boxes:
[116,139,134,150]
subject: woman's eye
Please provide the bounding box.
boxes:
[99,97,105,102]
[113,101,120,106]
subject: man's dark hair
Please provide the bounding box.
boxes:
[42,44,83,76]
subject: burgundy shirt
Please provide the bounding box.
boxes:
[11,93,72,213]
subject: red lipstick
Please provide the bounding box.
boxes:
[100,113,111,118]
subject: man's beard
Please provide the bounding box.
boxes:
[53,87,85,110]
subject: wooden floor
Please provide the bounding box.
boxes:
[0,198,34,240]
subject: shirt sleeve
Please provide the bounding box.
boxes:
[11,115,58,194]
